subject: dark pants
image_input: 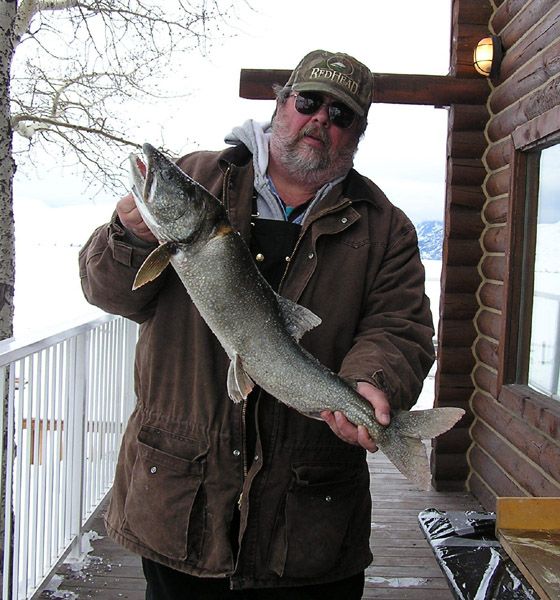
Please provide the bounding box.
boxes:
[142,558,365,599]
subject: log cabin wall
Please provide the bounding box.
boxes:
[465,0,560,509]
[432,0,491,490]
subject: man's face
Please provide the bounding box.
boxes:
[269,93,361,187]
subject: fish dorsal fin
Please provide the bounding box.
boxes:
[276,295,322,342]
[227,353,255,403]
[132,243,174,290]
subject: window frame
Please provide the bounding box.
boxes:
[500,105,560,413]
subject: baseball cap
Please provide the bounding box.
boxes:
[285,49,374,117]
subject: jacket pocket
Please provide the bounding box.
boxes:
[268,463,368,578]
[124,425,208,562]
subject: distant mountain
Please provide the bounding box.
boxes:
[415,220,443,260]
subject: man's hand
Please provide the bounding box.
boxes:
[321,382,391,452]
[117,192,158,243]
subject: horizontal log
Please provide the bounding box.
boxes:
[449,104,489,131]
[432,392,472,414]
[479,281,504,311]
[480,254,506,281]
[439,346,476,374]
[471,411,560,496]
[472,363,499,397]
[440,292,479,320]
[491,0,530,34]
[483,197,509,225]
[448,185,486,210]
[444,238,483,266]
[437,372,475,391]
[498,0,560,58]
[467,471,499,511]
[238,70,490,105]
[437,318,477,347]
[481,224,508,253]
[499,384,560,439]
[476,308,502,341]
[468,442,525,501]
[433,426,472,453]
[448,157,487,186]
[485,138,513,171]
[487,73,560,142]
[442,265,481,293]
[449,130,487,159]
[474,337,499,371]
[484,166,510,199]
[473,391,560,483]
[432,452,469,481]
[446,205,485,238]
[454,0,494,26]
[491,37,560,113]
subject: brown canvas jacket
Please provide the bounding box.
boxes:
[78,143,435,589]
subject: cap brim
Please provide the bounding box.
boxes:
[292,81,366,116]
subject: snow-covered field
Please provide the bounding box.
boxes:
[12,199,445,339]
[13,198,113,338]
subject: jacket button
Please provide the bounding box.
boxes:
[233,449,241,457]
[341,217,348,224]
[150,466,157,474]
[285,256,290,262]
[256,253,265,262]
[325,495,332,502]
[308,253,314,259]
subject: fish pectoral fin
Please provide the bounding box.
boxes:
[132,243,174,290]
[300,410,324,421]
[227,354,255,403]
[276,295,322,342]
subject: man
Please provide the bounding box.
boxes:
[79,49,435,599]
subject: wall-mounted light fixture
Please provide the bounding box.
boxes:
[473,35,503,79]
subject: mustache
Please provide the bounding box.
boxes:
[299,124,330,148]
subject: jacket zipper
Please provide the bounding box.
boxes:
[238,397,248,509]
[223,163,249,509]
[278,199,353,292]
[222,164,233,215]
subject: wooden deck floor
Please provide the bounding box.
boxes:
[35,451,480,599]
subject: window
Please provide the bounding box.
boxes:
[526,145,560,399]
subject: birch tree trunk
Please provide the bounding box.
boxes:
[0,2,16,343]
[0,2,17,594]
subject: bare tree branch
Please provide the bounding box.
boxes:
[10,0,238,194]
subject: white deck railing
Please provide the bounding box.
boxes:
[0,314,138,599]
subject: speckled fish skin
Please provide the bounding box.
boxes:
[129,143,464,490]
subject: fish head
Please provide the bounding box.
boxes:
[129,143,219,245]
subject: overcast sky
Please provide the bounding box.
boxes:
[14,0,453,224]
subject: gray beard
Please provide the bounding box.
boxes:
[270,119,357,188]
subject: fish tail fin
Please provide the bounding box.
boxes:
[380,407,465,490]
[381,434,432,490]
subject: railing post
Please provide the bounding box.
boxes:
[66,332,88,561]
[1,363,15,599]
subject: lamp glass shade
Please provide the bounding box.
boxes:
[474,37,494,76]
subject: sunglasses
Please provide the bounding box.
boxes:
[292,92,356,129]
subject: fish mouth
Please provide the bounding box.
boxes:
[129,152,150,205]
[129,144,192,231]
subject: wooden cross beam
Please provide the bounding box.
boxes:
[239,69,489,106]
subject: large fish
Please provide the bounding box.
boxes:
[129,143,464,490]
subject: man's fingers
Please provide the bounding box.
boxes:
[321,410,379,452]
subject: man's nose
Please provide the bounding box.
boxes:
[312,104,331,127]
